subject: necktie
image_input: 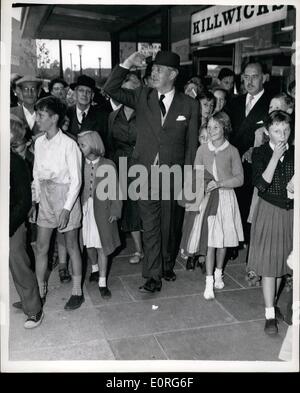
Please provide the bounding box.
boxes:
[159,94,166,117]
[81,111,86,124]
[245,95,254,117]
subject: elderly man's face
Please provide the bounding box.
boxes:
[75,85,94,107]
[243,64,265,96]
[151,64,177,91]
[19,82,39,106]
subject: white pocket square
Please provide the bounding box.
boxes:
[176,115,186,121]
[256,120,264,124]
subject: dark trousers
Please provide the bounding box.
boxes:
[138,174,184,281]
[9,223,41,316]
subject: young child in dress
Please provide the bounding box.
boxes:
[247,110,294,335]
[78,131,122,299]
[31,96,83,311]
[194,111,244,300]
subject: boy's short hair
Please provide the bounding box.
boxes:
[198,91,217,113]
[10,115,26,145]
[218,68,235,81]
[78,131,105,157]
[264,110,292,131]
[35,96,67,128]
[271,92,294,111]
[208,111,232,139]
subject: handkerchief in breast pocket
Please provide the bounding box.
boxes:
[176,115,186,121]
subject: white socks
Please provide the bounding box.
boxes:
[99,277,106,288]
[204,275,215,300]
[214,268,224,289]
[92,264,99,273]
[265,307,275,320]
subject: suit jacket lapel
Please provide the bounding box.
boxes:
[246,92,268,123]
[146,89,162,140]
[163,91,182,129]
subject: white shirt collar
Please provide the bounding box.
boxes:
[86,157,100,165]
[22,105,36,129]
[208,139,229,153]
[157,88,175,119]
[269,141,289,162]
[44,129,62,144]
[246,89,264,103]
[76,105,90,120]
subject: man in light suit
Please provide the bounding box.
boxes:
[10,75,43,141]
[104,51,199,293]
[225,62,271,243]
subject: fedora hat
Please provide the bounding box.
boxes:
[154,51,180,70]
[16,75,43,86]
[70,75,96,91]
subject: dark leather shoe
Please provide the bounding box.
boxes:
[13,301,23,310]
[139,278,161,293]
[186,257,196,271]
[89,271,100,282]
[64,294,85,310]
[163,270,176,281]
[264,318,278,335]
[59,268,72,283]
[99,286,111,299]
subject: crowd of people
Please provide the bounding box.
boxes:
[9,50,294,340]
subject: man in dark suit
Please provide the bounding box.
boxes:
[67,75,109,147]
[10,75,43,141]
[104,51,199,293]
[225,62,271,243]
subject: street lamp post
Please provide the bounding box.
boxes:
[78,44,83,75]
[70,53,73,81]
[98,57,102,80]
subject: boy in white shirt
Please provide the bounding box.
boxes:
[31,96,84,310]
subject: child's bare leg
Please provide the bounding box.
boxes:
[35,226,53,297]
[262,276,278,334]
[214,247,227,289]
[204,247,215,300]
[87,247,99,280]
[64,229,82,296]
[97,248,111,298]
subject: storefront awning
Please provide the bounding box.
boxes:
[19,4,163,41]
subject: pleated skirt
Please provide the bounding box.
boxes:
[247,197,293,277]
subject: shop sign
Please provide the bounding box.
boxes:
[191,5,287,44]
[138,43,161,59]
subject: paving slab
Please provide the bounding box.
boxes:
[96,294,235,340]
[121,268,240,302]
[9,304,106,353]
[10,339,115,361]
[155,320,288,361]
[85,276,133,306]
[109,335,167,360]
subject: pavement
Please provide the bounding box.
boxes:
[9,240,290,364]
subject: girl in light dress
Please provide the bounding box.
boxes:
[78,131,122,299]
[193,112,244,300]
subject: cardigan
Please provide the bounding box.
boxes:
[82,157,123,256]
[194,142,244,188]
[252,143,294,210]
